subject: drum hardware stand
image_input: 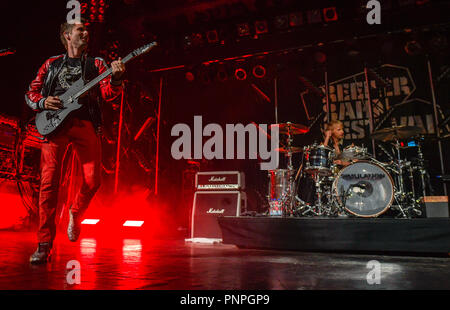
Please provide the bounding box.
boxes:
[415,136,429,199]
[390,138,424,218]
[364,66,377,160]
[427,57,447,196]
[281,127,297,217]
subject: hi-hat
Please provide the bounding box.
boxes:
[371,125,424,142]
[270,122,309,135]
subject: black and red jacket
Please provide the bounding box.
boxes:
[25,53,123,130]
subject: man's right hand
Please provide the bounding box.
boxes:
[44,96,62,110]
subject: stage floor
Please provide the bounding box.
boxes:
[0,231,449,290]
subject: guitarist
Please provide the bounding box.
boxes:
[26,20,125,264]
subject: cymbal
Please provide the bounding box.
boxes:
[275,146,303,153]
[371,125,424,142]
[270,122,309,135]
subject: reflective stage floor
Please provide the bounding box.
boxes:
[0,231,449,290]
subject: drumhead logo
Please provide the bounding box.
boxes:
[342,173,385,181]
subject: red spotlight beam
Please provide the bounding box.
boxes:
[300,90,311,120]
[114,86,125,194]
[134,117,155,141]
[154,77,163,196]
[250,83,271,103]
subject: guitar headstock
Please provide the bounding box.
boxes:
[132,41,158,57]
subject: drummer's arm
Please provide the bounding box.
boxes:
[323,130,332,146]
[334,159,351,166]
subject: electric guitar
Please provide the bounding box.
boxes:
[35,41,157,136]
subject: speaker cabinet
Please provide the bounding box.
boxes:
[422,196,449,218]
[191,191,246,239]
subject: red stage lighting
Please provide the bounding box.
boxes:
[252,65,266,78]
[82,219,100,225]
[216,66,228,82]
[289,12,303,27]
[237,23,251,37]
[254,20,268,34]
[0,180,28,229]
[314,51,327,64]
[206,30,219,43]
[123,220,144,227]
[185,71,195,82]
[235,68,247,80]
[306,9,322,24]
[323,7,338,22]
[273,15,289,29]
[190,33,203,47]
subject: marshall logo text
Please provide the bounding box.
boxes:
[209,176,226,182]
[207,208,225,214]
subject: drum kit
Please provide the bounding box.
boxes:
[267,123,430,218]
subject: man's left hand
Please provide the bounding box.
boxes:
[111,57,125,81]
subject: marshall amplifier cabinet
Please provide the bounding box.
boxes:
[190,191,246,240]
[195,171,245,191]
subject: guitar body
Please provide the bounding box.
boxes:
[35,78,84,136]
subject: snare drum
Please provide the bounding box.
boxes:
[303,144,334,175]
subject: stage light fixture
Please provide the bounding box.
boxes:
[289,12,303,27]
[235,68,247,80]
[123,220,144,227]
[199,69,213,84]
[274,15,289,29]
[183,34,193,49]
[81,219,100,225]
[206,30,219,43]
[314,51,327,64]
[185,71,195,82]
[237,23,251,37]
[254,20,268,34]
[216,65,228,82]
[323,7,338,22]
[404,40,423,56]
[306,9,322,24]
[191,33,204,47]
[252,65,266,78]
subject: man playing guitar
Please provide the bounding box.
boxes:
[25,20,125,264]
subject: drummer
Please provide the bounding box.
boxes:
[322,120,352,167]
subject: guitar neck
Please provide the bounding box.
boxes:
[74,53,133,99]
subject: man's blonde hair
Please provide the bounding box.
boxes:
[325,120,343,131]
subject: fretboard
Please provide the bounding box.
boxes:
[74,53,134,99]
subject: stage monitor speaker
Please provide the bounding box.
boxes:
[191,191,246,240]
[422,196,449,218]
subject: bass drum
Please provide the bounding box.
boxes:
[332,161,394,217]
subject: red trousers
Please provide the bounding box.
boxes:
[37,118,101,243]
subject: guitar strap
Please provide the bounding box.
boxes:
[84,55,97,82]
[84,55,103,132]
